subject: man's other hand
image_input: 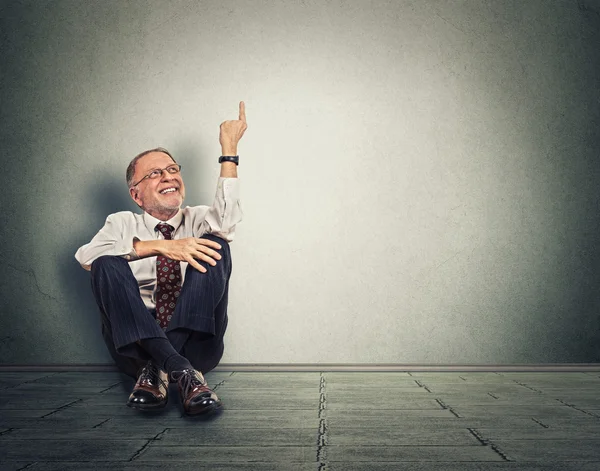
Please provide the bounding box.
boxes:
[219,101,248,156]
[159,238,222,273]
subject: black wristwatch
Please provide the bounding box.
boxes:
[219,155,239,165]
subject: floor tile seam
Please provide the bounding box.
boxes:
[414,380,432,393]
[467,427,513,462]
[92,418,112,429]
[39,399,84,418]
[530,417,550,428]
[2,373,59,391]
[14,462,37,470]
[510,380,544,393]
[210,379,228,392]
[435,399,462,418]
[98,381,126,394]
[317,372,328,466]
[0,427,15,437]
[129,428,169,461]
[555,399,600,418]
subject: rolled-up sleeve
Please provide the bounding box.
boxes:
[74,212,138,270]
[198,177,243,242]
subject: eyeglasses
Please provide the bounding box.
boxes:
[131,164,182,187]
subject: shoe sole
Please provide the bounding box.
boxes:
[184,401,223,417]
[126,400,168,412]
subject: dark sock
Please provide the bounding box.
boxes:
[139,337,193,375]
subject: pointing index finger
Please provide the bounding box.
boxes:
[239,101,246,122]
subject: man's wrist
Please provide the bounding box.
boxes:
[221,147,237,156]
[219,156,238,178]
[133,239,167,258]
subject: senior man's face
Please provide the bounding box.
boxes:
[129,151,186,219]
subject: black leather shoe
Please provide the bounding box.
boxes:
[127,361,168,411]
[171,368,222,416]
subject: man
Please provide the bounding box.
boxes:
[75,102,247,416]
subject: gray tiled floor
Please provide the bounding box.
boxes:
[1,371,600,470]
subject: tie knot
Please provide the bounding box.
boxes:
[156,223,175,240]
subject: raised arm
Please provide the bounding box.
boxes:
[218,101,248,178]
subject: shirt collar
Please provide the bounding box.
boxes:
[143,208,184,233]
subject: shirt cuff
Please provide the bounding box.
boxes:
[216,177,240,200]
[118,238,140,261]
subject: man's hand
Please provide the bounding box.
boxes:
[219,101,248,156]
[133,238,222,273]
[159,238,222,273]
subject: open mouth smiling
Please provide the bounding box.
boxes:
[159,187,178,194]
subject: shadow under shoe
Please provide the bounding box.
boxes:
[127,360,169,411]
[171,368,222,416]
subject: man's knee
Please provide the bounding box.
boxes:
[91,255,128,275]
[200,234,231,259]
[185,235,232,277]
[200,233,229,247]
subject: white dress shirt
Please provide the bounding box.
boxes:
[75,177,242,309]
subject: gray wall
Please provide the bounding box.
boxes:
[1,0,599,365]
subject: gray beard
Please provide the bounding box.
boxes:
[142,200,182,220]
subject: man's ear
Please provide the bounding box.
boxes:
[129,187,140,206]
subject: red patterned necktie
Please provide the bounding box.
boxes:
[155,223,182,330]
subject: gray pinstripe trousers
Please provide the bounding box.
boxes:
[90,234,231,379]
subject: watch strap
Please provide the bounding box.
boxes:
[219,155,239,165]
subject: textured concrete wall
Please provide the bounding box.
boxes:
[1,0,599,364]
